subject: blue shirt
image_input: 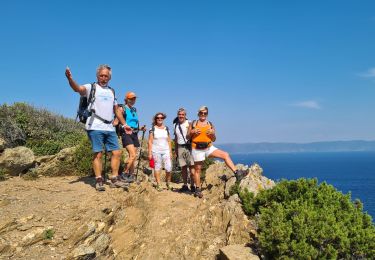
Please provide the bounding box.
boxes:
[124,106,139,129]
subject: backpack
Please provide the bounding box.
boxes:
[150,125,170,136]
[76,83,115,124]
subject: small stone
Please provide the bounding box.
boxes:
[62,235,69,240]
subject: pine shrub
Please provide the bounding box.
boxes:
[0,102,85,155]
[236,178,375,259]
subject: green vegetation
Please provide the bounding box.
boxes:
[22,168,39,180]
[233,178,375,259]
[43,228,55,240]
[0,169,6,181]
[0,102,85,155]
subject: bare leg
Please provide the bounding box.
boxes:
[93,152,103,178]
[181,166,188,185]
[189,165,195,186]
[209,149,236,172]
[154,171,161,185]
[166,171,172,186]
[111,150,122,177]
[194,162,203,188]
[124,144,137,174]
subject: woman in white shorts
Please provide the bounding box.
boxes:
[187,106,249,198]
[148,112,173,191]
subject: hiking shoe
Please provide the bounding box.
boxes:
[179,184,189,192]
[95,177,106,192]
[194,188,203,198]
[190,185,196,192]
[120,173,136,183]
[110,176,129,190]
[235,169,249,182]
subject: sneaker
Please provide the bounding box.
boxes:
[194,187,203,198]
[95,177,105,192]
[235,169,249,182]
[110,176,129,190]
[179,184,189,192]
[190,185,196,192]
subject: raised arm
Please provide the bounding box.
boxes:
[65,67,86,95]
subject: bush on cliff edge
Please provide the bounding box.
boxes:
[0,102,85,155]
[235,178,375,259]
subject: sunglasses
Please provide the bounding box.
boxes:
[156,117,164,119]
[199,112,208,115]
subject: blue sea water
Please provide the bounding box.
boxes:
[231,152,375,218]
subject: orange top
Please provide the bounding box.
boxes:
[192,123,213,149]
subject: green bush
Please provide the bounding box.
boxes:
[63,136,93,176]
[0,169,6,181]
[0,102,85,155]
[235,178,375,259]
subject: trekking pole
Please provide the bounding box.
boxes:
[135,126,146,182]
[103,149,108,182]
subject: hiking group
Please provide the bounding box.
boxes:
[65,64,248,198]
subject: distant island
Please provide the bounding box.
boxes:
[217,140,375,154]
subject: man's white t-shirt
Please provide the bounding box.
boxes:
[174,120,190,145]
[83,83,117,131]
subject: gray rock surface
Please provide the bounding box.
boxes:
[239,163,275,196]
[219,244,260,260]
[34,147,75,176]
[69,244,96,260]
[0,146,35,175]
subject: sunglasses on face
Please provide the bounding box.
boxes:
[199,112,208,115]
[156,117,164,119]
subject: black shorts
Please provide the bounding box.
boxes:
[121,133,140,148]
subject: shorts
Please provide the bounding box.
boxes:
[152,151,172,172]
[121,132,140,147]
[192,145,218,162]
[177,145,194,167]
[87,130,120,153]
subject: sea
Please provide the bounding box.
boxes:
[231,152,375,219]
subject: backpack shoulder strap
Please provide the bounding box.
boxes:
[192,120,197,129]
[165,126,170,136]
[88,83,96,105]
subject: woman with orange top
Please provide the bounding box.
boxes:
[187,106,248,198]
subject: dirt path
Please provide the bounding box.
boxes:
[0,172,253,259]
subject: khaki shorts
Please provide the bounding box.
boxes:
[177,145,195,167]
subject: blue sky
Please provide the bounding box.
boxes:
[1,0,374,143]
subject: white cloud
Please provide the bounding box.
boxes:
[291,100,321,110]
[359,67,375,78]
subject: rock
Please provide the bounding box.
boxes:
[21,227,45,246]
[0,219,19,234]
[0,238,13,254]
[0,137,5,152]
[35,154,56,165]
[219,244,259,260]
[0,146,35,175]
[239,163,275,196]
[205,162,233,187]
[92,233,110,254]
[69,222,96,247]
[34,147,75,176]
[69,244,96,260]
[224,177,237,199]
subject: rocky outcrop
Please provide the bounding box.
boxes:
[0,146,35,175]
[219,244,259,260]
[238,163,275,196]
[34,147,75,176]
